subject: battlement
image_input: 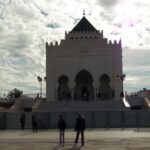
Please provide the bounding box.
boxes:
[65,30,102,39]
[108,39,122,46]
[46,35,121,48]
[46,41,60,47]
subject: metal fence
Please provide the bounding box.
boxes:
[1,110,150,129]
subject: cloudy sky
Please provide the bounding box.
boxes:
[0,0,150,96]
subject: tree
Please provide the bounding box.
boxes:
[7,88,23,99]
[37,76,46,99]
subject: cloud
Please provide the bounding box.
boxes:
[123,49,150,66]
[123,49,150,92]
[0,0,150,96]
[99,11,116,22]
[40,10,48,16]
[47,23,60,29]
[0,0,47,95]
[97,0,119,8]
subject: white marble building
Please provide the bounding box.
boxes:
[46,16,123,101]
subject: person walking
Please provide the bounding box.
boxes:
[31,115,38,133]
[74,114,86,146]
[19,112,26,130]
[58,115,67,146]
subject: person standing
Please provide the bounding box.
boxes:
[31,115,38,133]
[58,115,67,146]
[74,114,86,146]
[19,112,26,130]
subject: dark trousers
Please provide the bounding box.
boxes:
[75,130,84,146]
[32,123,38,133]
[21,122,25,130]
[59,130,65,144]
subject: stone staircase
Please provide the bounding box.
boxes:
[37,100,126,112]
[126,97,144,109]
[32,99,43,112]
[143,97,150,109]
[7,112,32,129]
[9,98,38,112]
[9,99,24,111]
[6,99,44,129]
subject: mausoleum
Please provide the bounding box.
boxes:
[46,15,123,102]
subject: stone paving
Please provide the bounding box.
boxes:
[1,128,150,150]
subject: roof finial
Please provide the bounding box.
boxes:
[83,9,85,16]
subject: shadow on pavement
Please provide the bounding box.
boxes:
[68,144,82,150]
[19,131,33,136]
[51,144,82,150]
[51,144,61,150]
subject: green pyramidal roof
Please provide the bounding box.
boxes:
[71,16,97,32]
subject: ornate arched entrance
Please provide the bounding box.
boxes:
[98,74,111,100]
[57,75,71,101]
[74,70,94,101]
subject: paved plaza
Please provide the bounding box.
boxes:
[1,128,150,150]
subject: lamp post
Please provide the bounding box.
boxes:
[37,76,46,99]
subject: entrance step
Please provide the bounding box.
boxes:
[37,100,126,112]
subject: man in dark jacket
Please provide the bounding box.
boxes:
[19,112,26,130]
[58,115,67,146]
[74,114,86,146]
[31,115,38,133]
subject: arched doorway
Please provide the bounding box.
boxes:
[98,74,111,100]
[57,75,71,101]
[74,70,94,101]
